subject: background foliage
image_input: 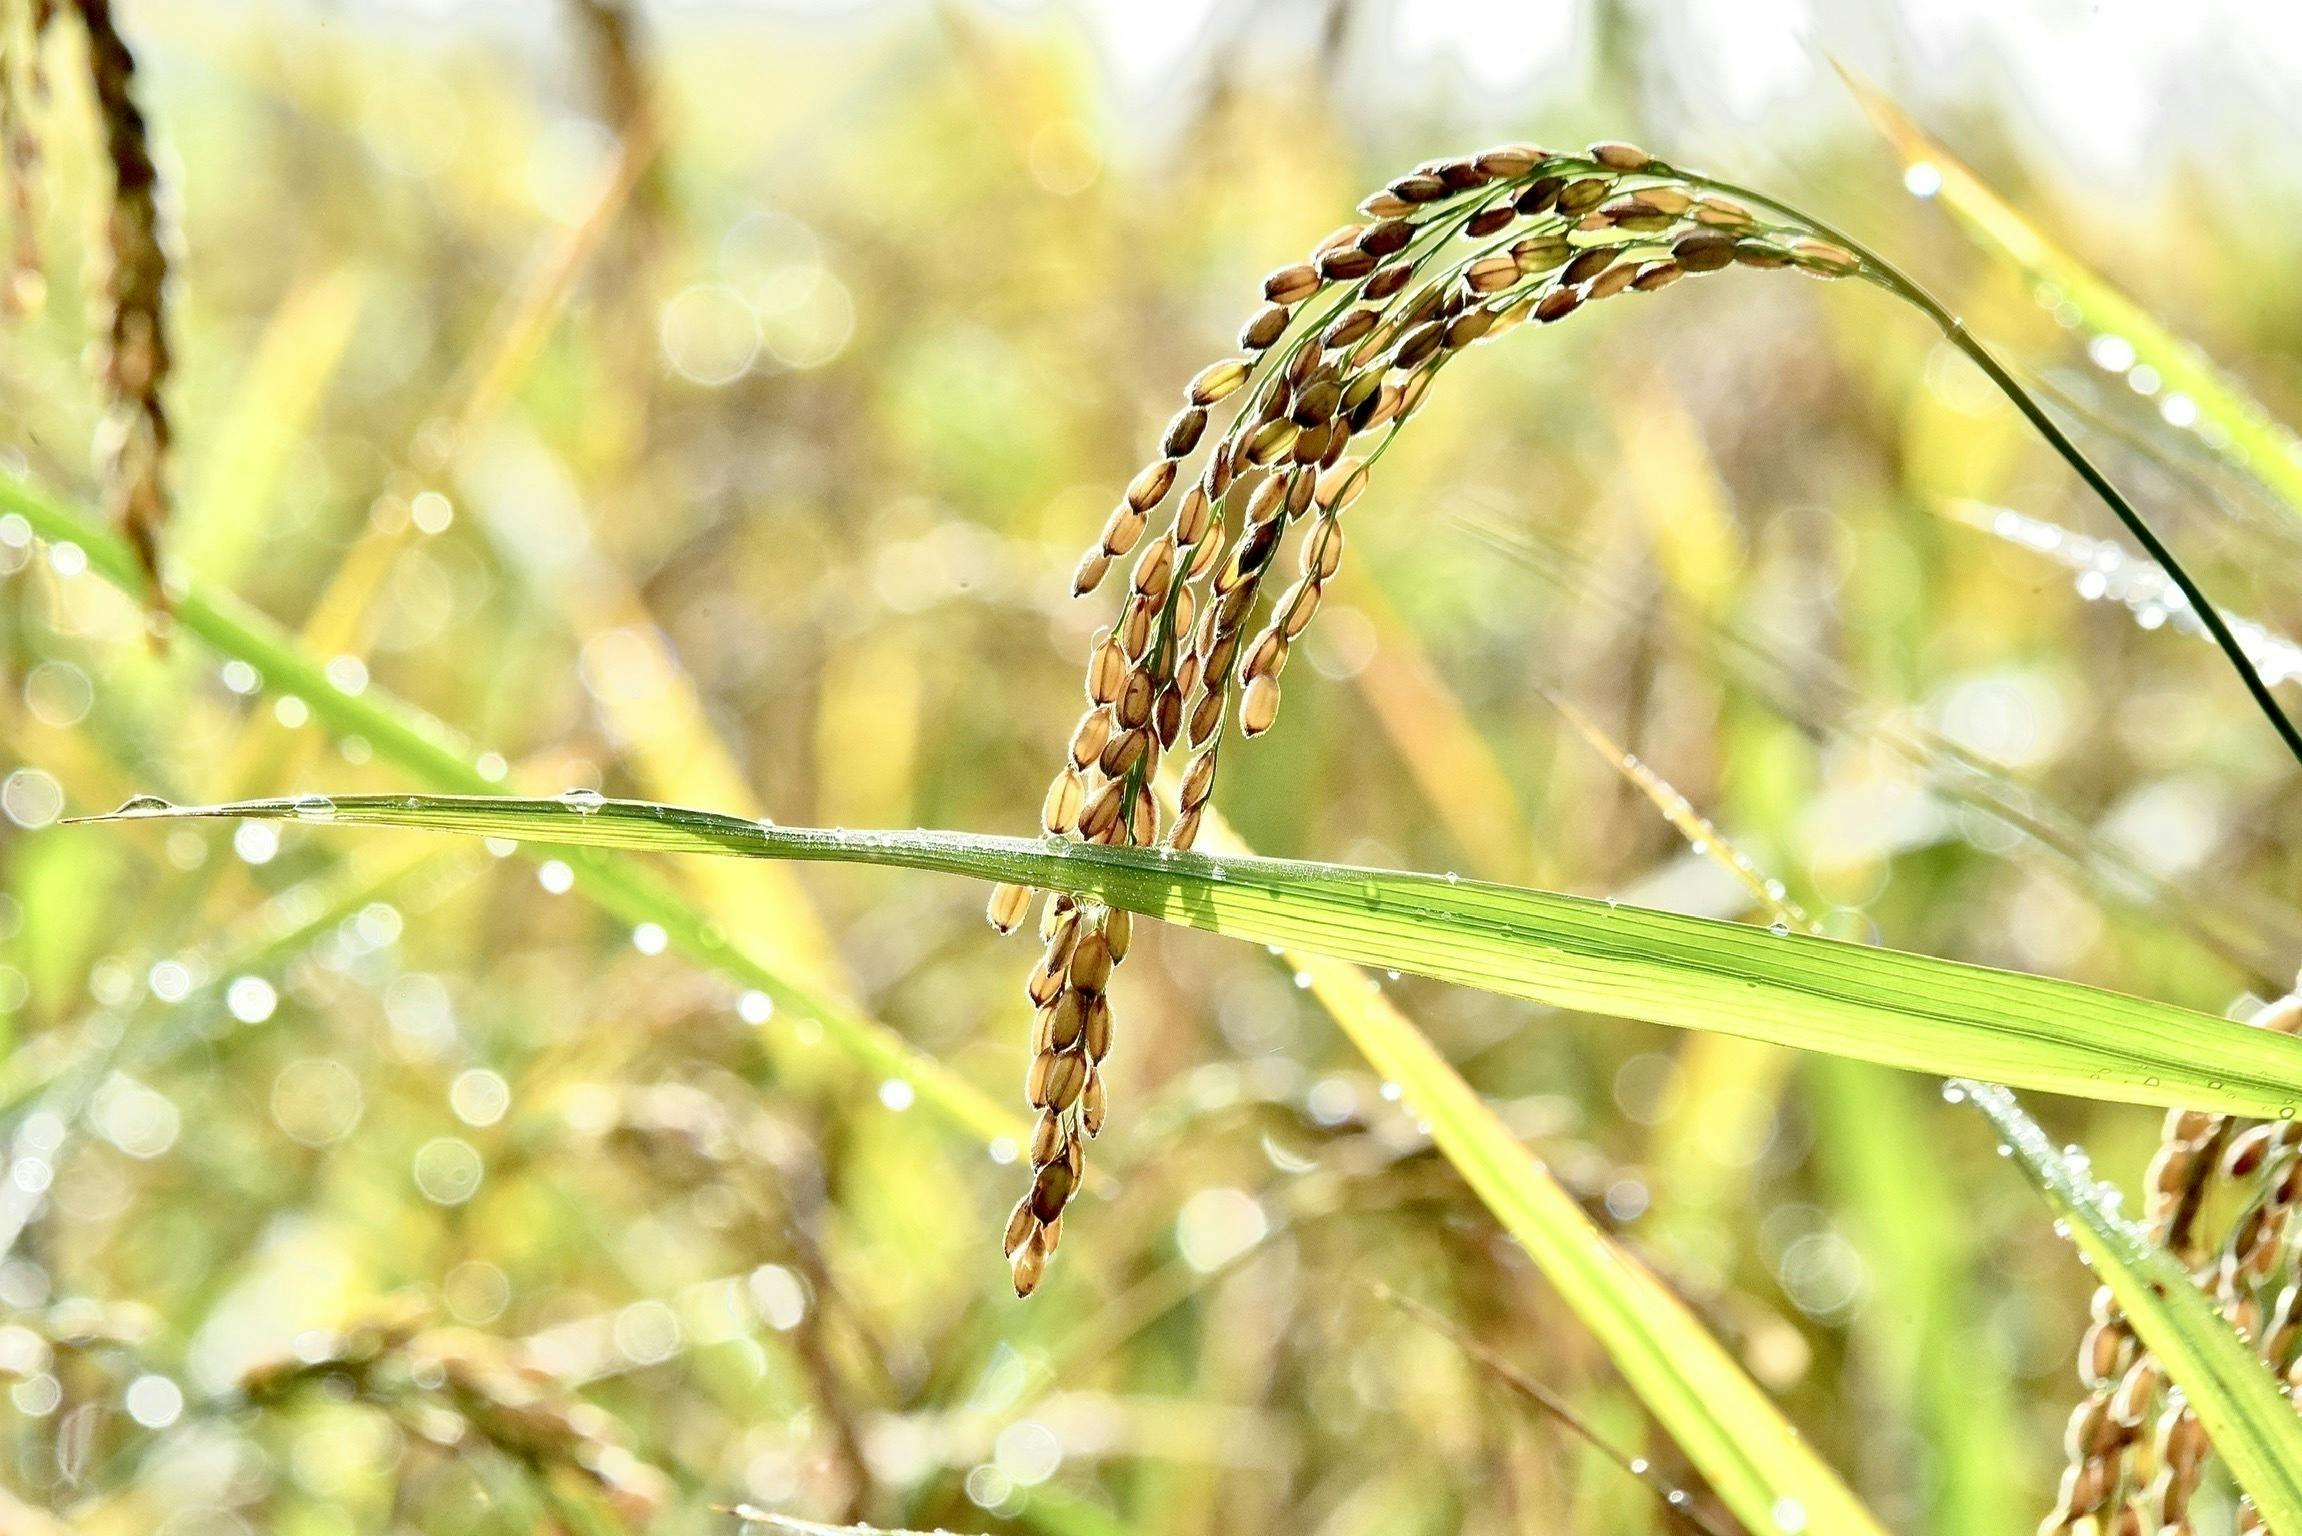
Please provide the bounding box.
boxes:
[4,2,2302,1532]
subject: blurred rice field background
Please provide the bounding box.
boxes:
[5,2,2302,1532]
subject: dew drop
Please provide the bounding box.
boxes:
[292,795,336,822]
[1768,921,1790,938]
[559,787,606,815]
[113,794,173,816]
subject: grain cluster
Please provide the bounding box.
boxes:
[2044,982,2302,1536]
[988,139,1861,1294]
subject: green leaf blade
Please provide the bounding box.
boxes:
[82,793,2302,1119]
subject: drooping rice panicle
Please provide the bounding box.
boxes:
[989,132,2302,1298]
[986,139,1865,1295]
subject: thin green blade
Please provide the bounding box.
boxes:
[1848,74,2302,524]
[1960,1082,2302,1529]
[79,793,2302,1119]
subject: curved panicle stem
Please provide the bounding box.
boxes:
[1681,169,2302,771]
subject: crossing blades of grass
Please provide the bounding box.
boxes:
[1958,1081,2302,1530]
[1847,73,2302,526]
[1189,798,1886,1536]
[73,792,2302,1121]
[0,472,1022,1150]
[1546,690,2302,1529]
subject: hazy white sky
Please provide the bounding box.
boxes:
[1061,0,2302,189]
[316,0,2302,196]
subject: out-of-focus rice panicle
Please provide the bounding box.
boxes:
[74,0,172,603]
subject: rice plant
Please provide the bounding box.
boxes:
[6,8,2302,1534]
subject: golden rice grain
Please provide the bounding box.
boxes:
[1042,767,1085,834]
[1240,302,1291,350]
[1263,263,1320,304]
[1240,673,1280,735]
[1188,358,1251,405]
[985,881,1034,934]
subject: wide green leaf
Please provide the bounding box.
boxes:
[77,792,2302,1119]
